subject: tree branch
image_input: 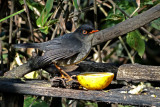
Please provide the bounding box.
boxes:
[91,4,160,46]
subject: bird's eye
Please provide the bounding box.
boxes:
[83,30,88,34]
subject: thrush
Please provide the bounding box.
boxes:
[14,24,99,81]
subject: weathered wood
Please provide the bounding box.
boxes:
[4,61,160,82]
[4,61,118,78]
[77,61,118,73]
[0,79,160,106]
[2,93,24,107]
[117,64,160,81]
[41,61,118,76]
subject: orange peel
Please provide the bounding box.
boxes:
[77,72,114,90]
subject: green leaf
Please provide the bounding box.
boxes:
[126,30,145,57]
[100,13,124,29]
[39,26,49,34]
[19,0,44,14]
[24,96,48,107]
[43,12,52,26]
[151,18,160,30]
[73,0,79,9]
[144,1,153,5]
[36,9,48,27]
[46,19,58,26]
[125,6,137,15]
[24,71,39,79]
[36,17,41,27]
[36,0,54,27]
[105,14,123,21]
[46,0,54,13]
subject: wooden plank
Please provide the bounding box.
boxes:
[117,64,160,81]
[0,79,160,106]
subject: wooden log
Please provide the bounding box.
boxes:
[0,79,160,106]
[117,64,160,81]
[4,61,118,79]
[4,61,160,82]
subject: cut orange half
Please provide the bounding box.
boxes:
[77,72,114,90]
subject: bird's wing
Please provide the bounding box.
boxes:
[13,38,62,51]
[13,42,42,49]
[42,33,80,51]
[13,33,75,51]
[32,48,80,67]
[34,35,83,65]
[44,36,82,58]
[14,33,83,65]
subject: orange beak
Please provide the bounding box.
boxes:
[89,30,99,34]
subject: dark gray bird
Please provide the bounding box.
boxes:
[14,24,99,81]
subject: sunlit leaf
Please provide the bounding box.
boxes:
[24,71,39,79]
[36,0,54,28]
[39,26,49,34]
[46,0,54,13]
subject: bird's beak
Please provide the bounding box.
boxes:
[89,30,99,34]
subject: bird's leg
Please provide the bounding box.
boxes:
[54,64,73,82]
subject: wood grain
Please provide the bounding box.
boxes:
[0,79,160,106]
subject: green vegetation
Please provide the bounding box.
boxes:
[0,0,159,106]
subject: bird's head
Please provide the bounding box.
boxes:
[74,24,99,42]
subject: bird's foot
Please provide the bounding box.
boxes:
[54,63,74,82]
[50,76,79,89]
[60,73,74,82]
[50,77,66,88]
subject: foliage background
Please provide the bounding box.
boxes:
[0,0,160,106]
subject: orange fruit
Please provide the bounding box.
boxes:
[77,72,114,90]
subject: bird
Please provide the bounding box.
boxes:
[14,24,99,81]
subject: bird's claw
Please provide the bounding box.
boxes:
[50,77,80,89]
[50,77,66,88]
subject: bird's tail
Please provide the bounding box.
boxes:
[13,43,42,49]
